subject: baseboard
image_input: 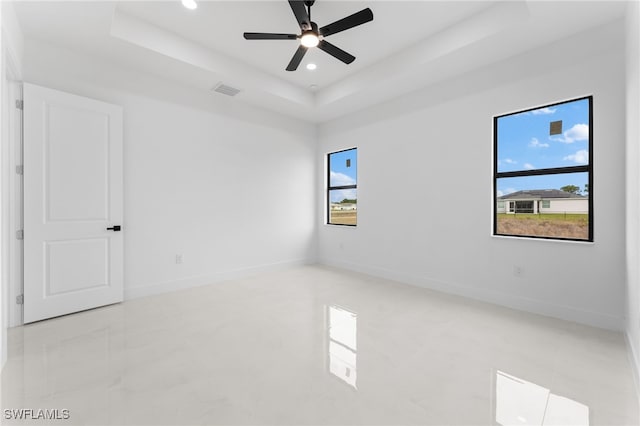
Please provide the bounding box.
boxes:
[319,257,624,331]
[125,258,314,300]
[626,331,640,401]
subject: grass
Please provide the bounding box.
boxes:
[330,211,357,226]
[497,213,588,239]
[498,213,587,222]
[327,211,588,237]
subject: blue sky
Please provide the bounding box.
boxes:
[496,98,590,196]
[329,148,357,202]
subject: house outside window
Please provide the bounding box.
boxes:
[494,97,592,241]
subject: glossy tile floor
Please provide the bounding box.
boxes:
[1,265,638,425]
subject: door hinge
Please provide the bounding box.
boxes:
[15,100,23,110]
[16,294,23,305]
[16,230,23,240]
[15,165,23,175]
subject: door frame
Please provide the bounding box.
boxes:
[3,53,22,327]
[7,79,22,327]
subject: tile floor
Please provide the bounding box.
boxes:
[1,265,638,425]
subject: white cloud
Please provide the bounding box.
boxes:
[523,163,535,170]
[502,158,517,164]
[329,172,357,202]
[551,123,589,144]
[564,124,589,142]
[330,188,357,203]
[330,171,356,186]
[563,149,589,164]
[529,137,549,148]
[531,107,557,115]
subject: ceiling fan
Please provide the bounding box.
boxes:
[243,0,374,71]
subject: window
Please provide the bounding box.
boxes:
[328,148,357,226]
[494,97,592,241]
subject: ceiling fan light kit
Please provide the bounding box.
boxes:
[243,0,374,71]
[300,31,319,48]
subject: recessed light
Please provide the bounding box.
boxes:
[306,63,317,71]
[182,0,197,10]
[309,84,318,90]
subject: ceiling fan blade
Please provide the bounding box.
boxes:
[244,32,298,40]
[288,0,311,30]
[286,45,308,71]
[318,40,355,64]
[319,8,374,37]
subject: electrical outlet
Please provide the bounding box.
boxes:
[513,266,523,277]
[175,254,183,264]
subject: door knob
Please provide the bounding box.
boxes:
[107,225,121,231]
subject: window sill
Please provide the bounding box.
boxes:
[491,234,594,245]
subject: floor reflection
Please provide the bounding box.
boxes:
[327,305,357,389]
[495,370,589,426]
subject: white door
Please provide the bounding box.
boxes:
[23,83,123,323]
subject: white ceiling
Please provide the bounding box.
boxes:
[12,1,629,123]
[115,1,493,89]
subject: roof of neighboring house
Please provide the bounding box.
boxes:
[499,189,587,200]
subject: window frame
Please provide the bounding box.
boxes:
[493,96,593,242]
[327,147,358,227]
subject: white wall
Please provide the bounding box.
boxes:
[0,1,23,370]
[625,0,640,389]
[318,21,627,330]
[544,199,588,214]
[1,0,5,373]
[22,39,317,300]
